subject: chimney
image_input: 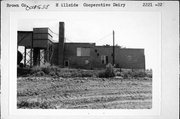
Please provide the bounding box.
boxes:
[58,22,65,66]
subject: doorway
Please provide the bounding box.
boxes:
[64,60,69,67]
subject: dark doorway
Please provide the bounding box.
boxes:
[106,56,108,64]
[64,60,69,67]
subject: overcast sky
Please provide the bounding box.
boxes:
[18,11,161,69]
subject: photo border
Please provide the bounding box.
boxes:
[1,1,179,119]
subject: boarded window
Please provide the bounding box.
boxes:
[77,48,90,56]
[77,48,81,56]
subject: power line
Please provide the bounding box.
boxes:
[50,29,112,44]
[51,31,59,36]
[95,33,112,43]
[50,29,73,42]
[50,30,73,42]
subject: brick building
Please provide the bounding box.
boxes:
[18,22,145,69]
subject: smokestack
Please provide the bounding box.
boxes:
[58,22,65,66]
[113,30,115,66]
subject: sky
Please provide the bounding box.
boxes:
[18,11,161,69]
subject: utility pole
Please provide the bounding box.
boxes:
[30,32,34,67]
[113,30,115,66]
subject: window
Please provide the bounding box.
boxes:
[77,47,90,56]
[101,55,105,64]
[101,55,108,64]
[77,48,81,56]
[106,56,108,64]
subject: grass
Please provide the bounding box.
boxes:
[18,64,152,79]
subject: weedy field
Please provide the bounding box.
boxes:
[17,66,152,109]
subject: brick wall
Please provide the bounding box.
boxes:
[52,43,145,69]
[64,43,95,69]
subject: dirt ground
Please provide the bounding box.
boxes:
[17,77,152,109]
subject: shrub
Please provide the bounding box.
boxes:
[117,70,152,79]
[30,64,60,76]
[40,63,51,74]
[31,66,42,74]
[55,69,94,78]
[98,63,115,78]
[115,71,124,77]
[49,71,56,77]
[132,71,146,77]
[77,70,94,77]
[81,72,93,77]
[33,71,45,77]
[17,64,60,77]
[17,67,32,77]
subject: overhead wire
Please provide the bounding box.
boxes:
[94,33,112,43]
[50,29,113,44]
[51,31,59,36]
